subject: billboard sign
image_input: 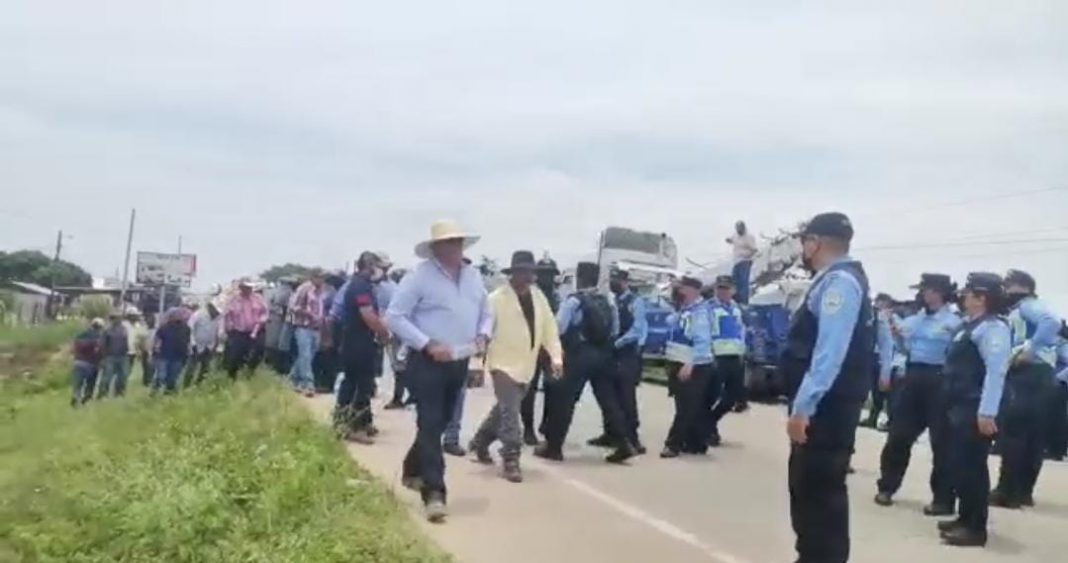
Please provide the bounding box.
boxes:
[136,252,197,287]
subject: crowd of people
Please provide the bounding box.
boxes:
[65,214,1068,563]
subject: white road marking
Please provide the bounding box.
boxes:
[536,463,753,563]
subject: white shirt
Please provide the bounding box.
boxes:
[729,233,757,261]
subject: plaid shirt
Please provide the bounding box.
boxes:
[288,281,324,329]
[224,293,268,334]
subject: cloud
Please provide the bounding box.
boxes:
[2,0,1067,310]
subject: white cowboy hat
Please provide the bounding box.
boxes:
[414,219,480,259]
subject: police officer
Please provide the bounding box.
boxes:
[782,212,871,563]
[661,275,716,458]
[990,269,1061,507]
[521,255,561,445]
[588,269,649,453]
[863,293,897,429]
[706,275,746,447]
[1048,328,1068,461]
[874,273,962,515]
[937,272,1010,547]
[536,261,637,464]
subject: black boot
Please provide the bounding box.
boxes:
[523,428,541,447]
[937,519,964,534]
[941,527,987,547]
[586,434,613,448]
[923,502,955,517]
[533,444,564,462]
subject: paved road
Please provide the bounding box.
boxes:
[304,375,1068,563]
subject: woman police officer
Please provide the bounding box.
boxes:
[936,272,1011,547]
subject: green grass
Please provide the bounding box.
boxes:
[0,328,449,563]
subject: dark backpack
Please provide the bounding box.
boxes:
[576,292,614,347]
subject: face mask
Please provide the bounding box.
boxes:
[1004,292,1027,308]
[801,252,816,275]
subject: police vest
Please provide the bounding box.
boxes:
[780,260,873,406]
[710,301,745,357]
[617,292,637,349]
[1008,303,1058,367]
[942,316,999,405]
[665,301,708,364]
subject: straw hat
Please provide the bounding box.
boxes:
[414,219,480,259]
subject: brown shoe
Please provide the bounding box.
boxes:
[502,460,523,483]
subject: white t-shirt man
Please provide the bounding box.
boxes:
[728,233,757,262]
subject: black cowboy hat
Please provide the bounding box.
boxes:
[502,250,538,274]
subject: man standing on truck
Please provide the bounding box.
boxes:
[781,212,871,563]
[706,275,747,447]
[726,220,757,304]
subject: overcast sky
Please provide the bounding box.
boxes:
[2,1,1067,310]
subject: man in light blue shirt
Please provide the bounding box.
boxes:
[537,261,637,465]
[865,293,897,429]
[991,269,1061,508]
[1047,333,1068,461]
[707,275,748,446]
[586,269,649,452]
[661,276,716,458]
[780,212,871,563]
[876,273,961,515]
[384,220,491,523]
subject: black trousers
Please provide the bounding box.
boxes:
[391,368,410,404]
[224,330,255,379]
[867,359,889,422]
[183,349,213,387]
[139,352,154,386]
[708,355,745,432]
[996,363,1054,500]
[1045,381,1068,459]
[876,365,952,506]
[521,351,553,436]
[543,344,629,451]
[337,352,377,430]
[614,346,643,444]
[665,362,715,453]
[946,403,991,534]
[402,355,468,503]
[313,347,339,392]
[789,398,863,563]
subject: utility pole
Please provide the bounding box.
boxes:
[118,209,136,313]
[48,230,63,318]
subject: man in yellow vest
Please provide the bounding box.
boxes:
[469,251,564,482]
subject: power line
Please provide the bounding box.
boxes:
[858,236,1068,252]
[857,185,1068,218]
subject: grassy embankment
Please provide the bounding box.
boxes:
[0,323,449,563]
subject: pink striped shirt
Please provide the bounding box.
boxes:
[288,281,324,329]
[224,293,268,334]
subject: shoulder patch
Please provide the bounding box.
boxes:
[821,289,845,316]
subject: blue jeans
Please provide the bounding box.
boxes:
[288,327,320,391]
[98,355,130,398]
[443,384,467,446]
[71,361,96,405]
[153,358,185,394]
[732,260,753,304]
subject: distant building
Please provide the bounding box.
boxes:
[1,281,55,324]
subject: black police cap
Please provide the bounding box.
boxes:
[679,276,703,290]
[802,212,854,242]
[963,272,1003,295]
[1004,269,1036,292]
[610,269,630,281]
[714,275,735,288]
[910,273,955,292]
